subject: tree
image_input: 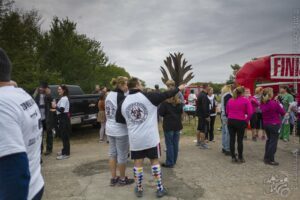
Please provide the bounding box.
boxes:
[160,52,194,87]
[226,64,241,84]
[0,1,133,92]
[38,17,110,92]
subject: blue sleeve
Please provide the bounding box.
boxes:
[0,152,30,200]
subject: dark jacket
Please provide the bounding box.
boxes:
[159,102,183,132]
[114,88,127,124]
[224,93,232,116]
[116,88,180,124]
[34,93,54,124]
[196,91,211,118]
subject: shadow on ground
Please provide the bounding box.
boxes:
[73,159,204,200]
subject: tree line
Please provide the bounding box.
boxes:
[0,0,130,92]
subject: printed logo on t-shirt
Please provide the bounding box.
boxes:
[105,100,116,119]
[126,102,148,125]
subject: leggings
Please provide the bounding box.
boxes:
[228,119,247,159]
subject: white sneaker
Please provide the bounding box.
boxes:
[56,155,70,160]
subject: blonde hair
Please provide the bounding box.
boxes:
[232,86,245,99]
[166,80,175,89]
[111,76,128,88]
[221,85,231,95]
[207,87,213,93]
[261,87,273,104]
[255,87,263,95]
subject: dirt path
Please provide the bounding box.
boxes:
[41,128,300,200]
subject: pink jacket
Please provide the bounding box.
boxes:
[226,96,253,122]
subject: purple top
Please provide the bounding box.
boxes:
[226,96,253,122]
[260,100,285,126]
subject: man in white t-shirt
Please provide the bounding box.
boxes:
[119,77,185,198]
[0,48,44,200]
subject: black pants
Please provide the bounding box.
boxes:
[45,125,53,152]
[58,114,71,156]
[206,115,216,141]
[41,120,46,154]
[32,187,44,200]
[264,124,280,162]
[228,119,247,159]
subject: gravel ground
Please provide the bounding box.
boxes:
[41,127,300,200]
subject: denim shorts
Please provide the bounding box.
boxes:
[108,135,129,164]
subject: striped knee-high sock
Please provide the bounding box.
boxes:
[133,167,143,190]
[151,164,164,191]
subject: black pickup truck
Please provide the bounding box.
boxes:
[49,85,99,126]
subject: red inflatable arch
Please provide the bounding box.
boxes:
[236,54,300,94]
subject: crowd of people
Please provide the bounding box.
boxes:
[1,46,299,199]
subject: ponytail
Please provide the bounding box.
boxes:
[261,87,273,104]
[232,86,245,99]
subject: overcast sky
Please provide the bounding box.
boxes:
[14,0,300,87]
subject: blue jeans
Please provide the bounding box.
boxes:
[221,114,230,151]
[164,131,180,166]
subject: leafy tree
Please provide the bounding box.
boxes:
[226,64,241,84]
[0,1,133,92]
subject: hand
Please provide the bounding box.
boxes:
[206,117,211,122]
[45,88,51,95]
[178,84,186,91]
[51,101,56,109]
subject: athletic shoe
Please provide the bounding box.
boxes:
[156,188,168,198]
[118,177,134,186]
[161,163,174,168]
[110,177,119,186]
[232,157,238,163]
[135,187,144,198]
[199,143,209,149]
[283,139,288,142]
[44,151,52,156]
[238,158,246,164]
[265,161,279,166]
[196,141,201,146]
[56,155,70,160]
[99,139,104,143]
[57,151,62,156]
[224,151,231,156]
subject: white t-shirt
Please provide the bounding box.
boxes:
[105,91,128,137]
[0,86,44,200]
[121,92,160,151]
[56,96,70,114]
[188,93,197,105]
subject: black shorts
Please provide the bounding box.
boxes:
[197,116,207,132]
[131,144,161,160]
[250,113,263,129]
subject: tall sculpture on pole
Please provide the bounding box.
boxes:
[160,52,194,87]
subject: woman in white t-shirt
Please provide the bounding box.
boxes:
[53,85,71,160]
[188,89,197,105]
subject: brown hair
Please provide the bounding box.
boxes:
[59,85,69,96]
[128,77,140,89]
[111,76,128,89]
[261,87,273,104]
[232,86,245,99]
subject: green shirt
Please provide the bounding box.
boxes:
[281,93,294,111]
